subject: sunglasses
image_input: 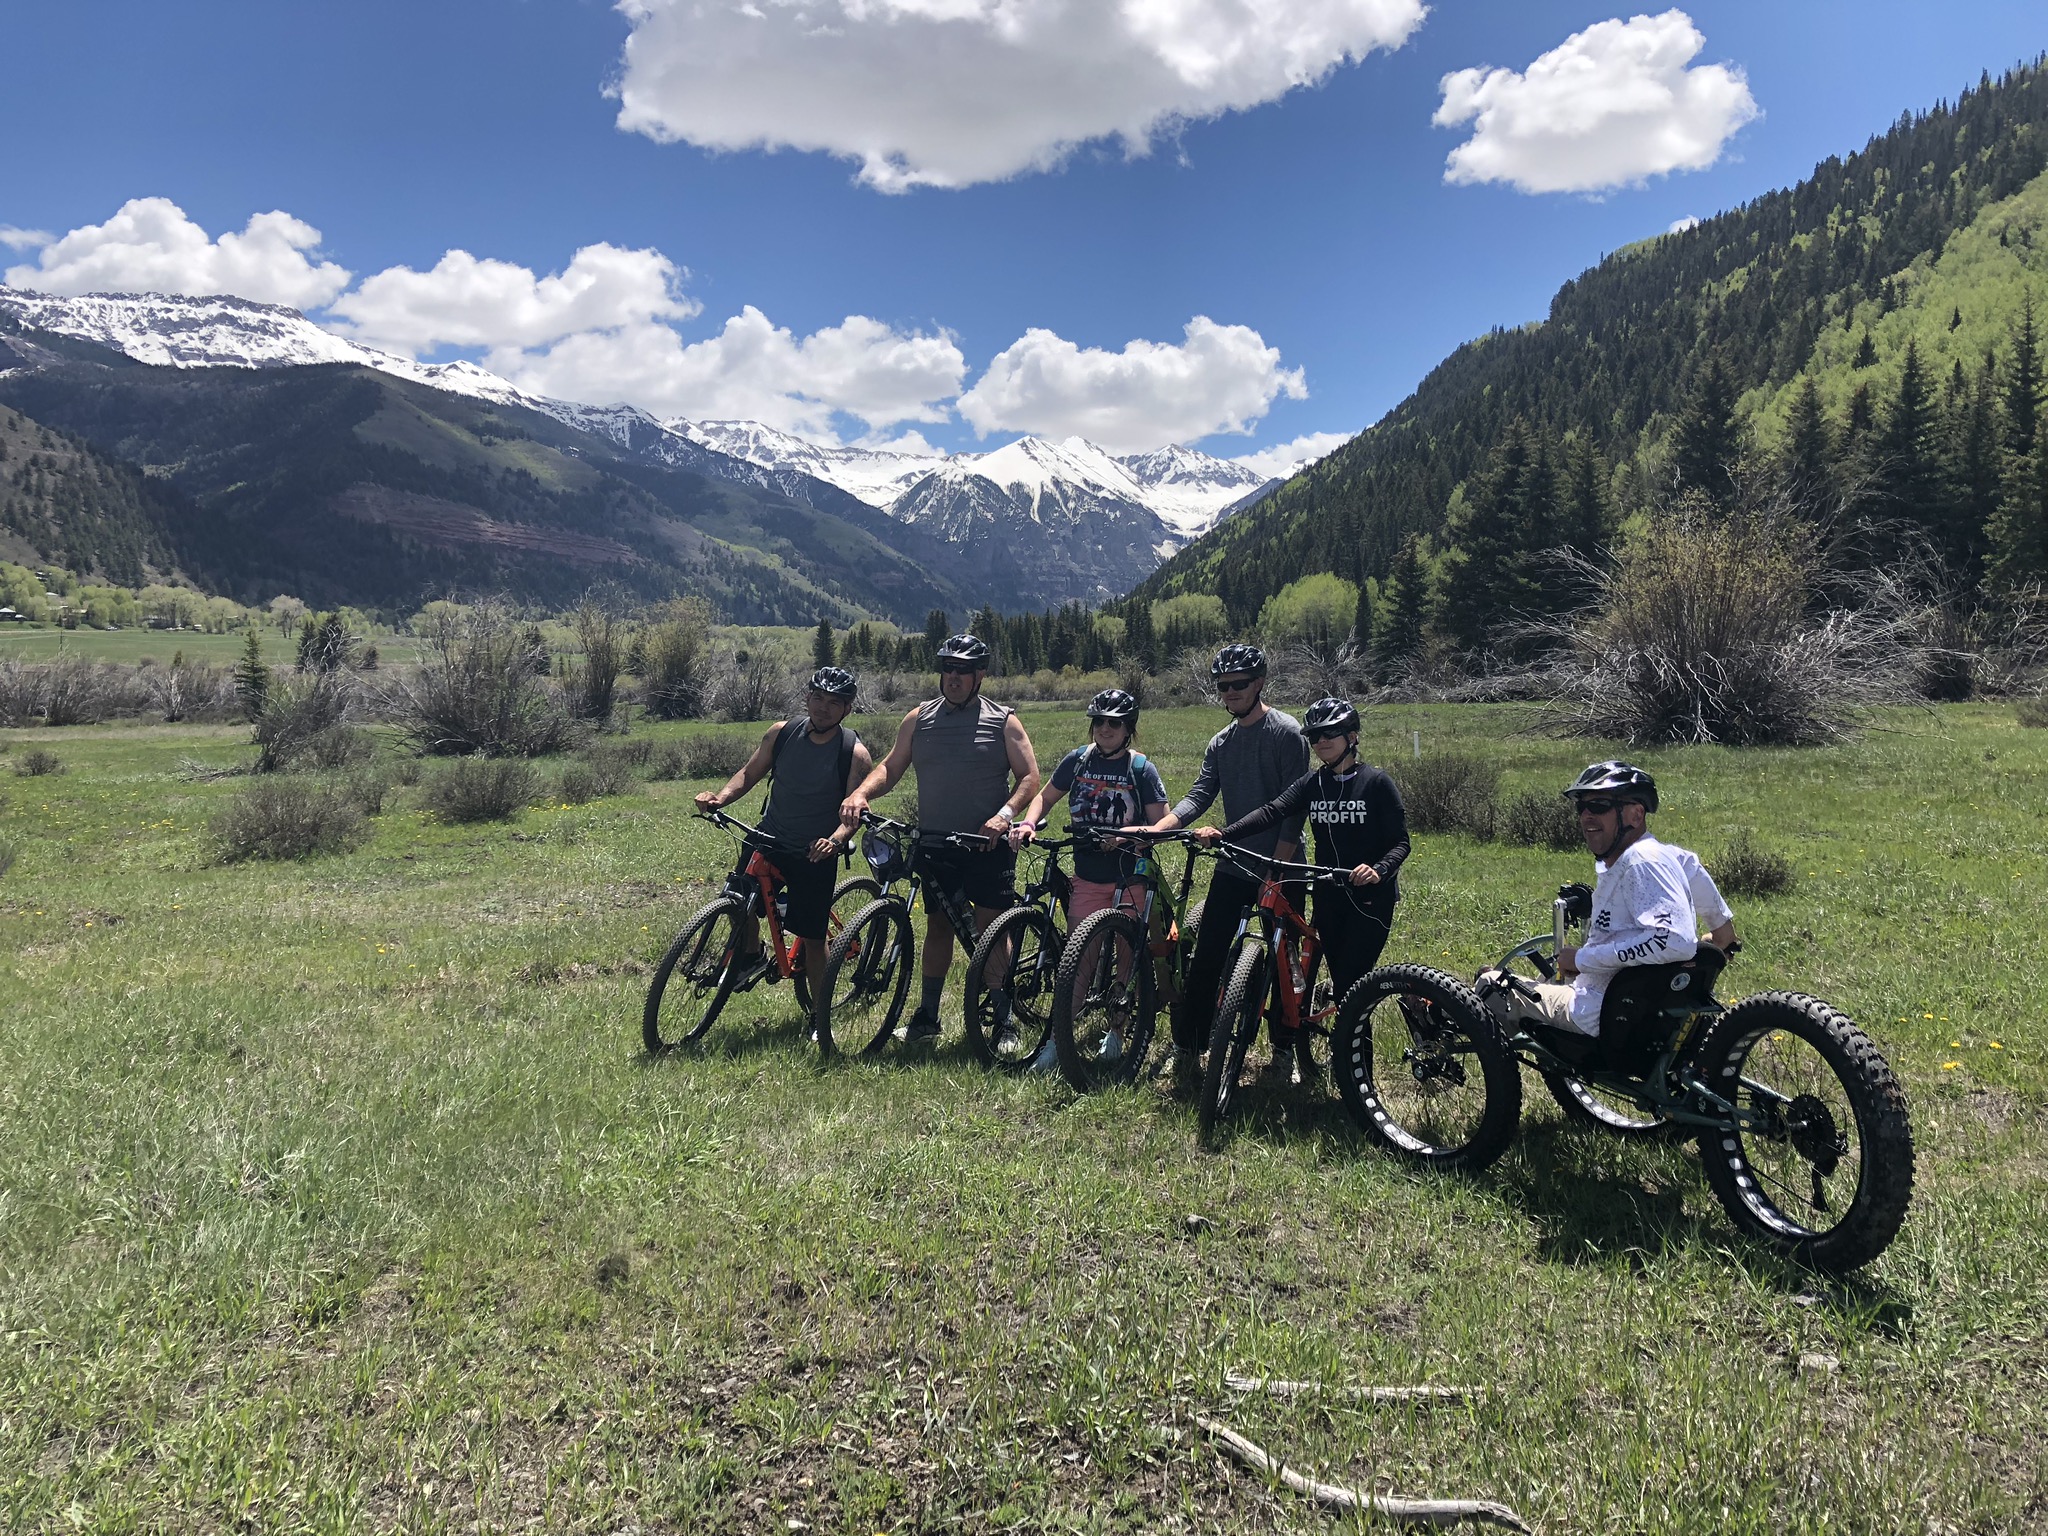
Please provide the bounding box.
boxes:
[1574,798,1620,816]
[938,662,981,676]
[1306,727,1352,744]
[1216,677,1258,693]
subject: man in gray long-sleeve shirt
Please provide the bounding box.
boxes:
[1140,643,1309,1088]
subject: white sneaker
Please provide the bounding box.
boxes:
[1099,1028,1123,1065]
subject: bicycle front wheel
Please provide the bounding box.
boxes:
[964,905,1061,1073]
[643,896,746,1052]
[1051,907,1156,1091]
[794,874,882,1013]
[813,899,914,1057]
[1199,941,1266,1147]
[1331,964,1520,1171]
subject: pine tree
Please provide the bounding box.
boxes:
[811,617,836,669]
[1122,596,1156,670]
[1779,375,1836,504]
[1559,436,1614,563]
[2005,292,2042,460]
[233,628,269,722]
[1986,413,2048,592]
[1671,356,1743,509]
[922,609,950,666]
[969,603,1003,671]
[1872,338,1944,563]
[1853,331,1879,368]
[1437,420,1547,653]
[1373,535,1429,681]
[1943,352,2002,580]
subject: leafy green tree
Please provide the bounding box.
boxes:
[1257,572,1357,645]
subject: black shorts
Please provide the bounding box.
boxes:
[730,839,837,941]
[914,840,1017,914]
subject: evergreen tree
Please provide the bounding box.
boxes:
[233,627,269,722]
[1437,420,1547,653]
[2005,292,2042,460]
[969,603,1003,672]
[1373,535,1429,680]
[1871,338,1944,562]
[1779,375,1836,504]
[1853,331,1879,368]
[1559,436,1614,563]
[1846,383,1876,440]
[1987,413,2048,591]
[1671,356,1743,509]
[1943,352,2002,580]
[1122,596,1156,670]
[921,609,950,666]
[811,617,836,669]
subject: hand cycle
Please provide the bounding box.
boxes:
[641,807,882,1053]
[1196,844,1358,1145]
[961,821,1079,1072]
[1342,882,1915,1273]
[1046,827,1207,1092]
[811,811,1006,1057]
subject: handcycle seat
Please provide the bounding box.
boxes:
[1592,944,1728,1071]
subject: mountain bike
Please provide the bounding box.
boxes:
[641,808,878,1053]
[1047,829,1207,1091]
[1346,882,1915,1272]
[1196,845,1356,1146]
[962,827,1077,1073]
[811,812,1005,1057]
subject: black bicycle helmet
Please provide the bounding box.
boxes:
[936,632,989,666]
[1209,642,1268,680]
[808,665,858,700]
[1561,760,1659,812]
[1087,687,1138,722]
[1303,697,1360,737]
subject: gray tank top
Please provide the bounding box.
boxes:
[760,723,849,847]
[912,694,1014,835]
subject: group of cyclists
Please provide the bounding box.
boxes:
[689,631,1737,1089]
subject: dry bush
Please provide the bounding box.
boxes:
[385,602,577,757]
[606,738,654,768]
[253,672,357,773]
[14,747,63,777]
[564,603,625,725]
[339,767,393,817]
[1497,788,1580,850]
[559,746,636,804]
[1266,639,1370,708]
[2016,696,2048,728]
[1716,831,1798,898]
[666,733,757,780]
[640,599,713,721]
[421,757,538,823]
[1537,508,1919,746]
[209,778,369,863]
[711,648,794,723]
[1392,753,1500,838]
[141,660,238,723]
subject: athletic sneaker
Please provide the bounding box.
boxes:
[1165,1047,1201,1098]
[991,1019,1020,1057]
[1098,1028,1123,1066]
[1025,1034,1059,1074]
[901,1009,942,1047]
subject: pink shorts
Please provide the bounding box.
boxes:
[1067,876,1139,927]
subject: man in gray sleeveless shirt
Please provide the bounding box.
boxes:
[697,667,873,988]
[840,633,1041,1045]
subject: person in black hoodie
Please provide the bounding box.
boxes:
[1189,697,1409,1088]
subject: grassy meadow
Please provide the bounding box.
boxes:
[1,702,2043,1534]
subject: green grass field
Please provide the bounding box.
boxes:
[2,704,2043,1534]
[0,627,428,668]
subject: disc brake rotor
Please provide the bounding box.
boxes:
[1786,1092,1847,1175]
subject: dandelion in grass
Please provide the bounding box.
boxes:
[1989,1041,2004,1049]
[1942,1062,1960,1070]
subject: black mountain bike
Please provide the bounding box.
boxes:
[642,808,879,1052]
[963,826,1076,1073]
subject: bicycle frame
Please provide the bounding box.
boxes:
[699,807,846,984]
[1096,832,1201,993]
[1222,858,1332,1038]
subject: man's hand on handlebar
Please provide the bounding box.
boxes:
[1349,862,1380,886]
[694,790,724,812]
[1556,944,1580,976]
[1189,826,1223,848]
[807,835,843,863]
[838,791,870,830]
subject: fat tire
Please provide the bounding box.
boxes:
[1331,964,1520,1172]
[964,906,1062,1072]
[813,899,914,1058]
[643,897,746,1053]
[1199,942,1266,1147]
[1541,1069,1679,1139]
[1164,898,1204,1057]
[1051,907,1156,1091]
[1691,991,1915,1273]
[794,875,882,1013]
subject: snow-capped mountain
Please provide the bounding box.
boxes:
[673,419,941,507]
[1116,444,1277,538]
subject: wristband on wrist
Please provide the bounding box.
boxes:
[995,805,1016,823]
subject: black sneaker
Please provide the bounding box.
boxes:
[902,1009,942,1047]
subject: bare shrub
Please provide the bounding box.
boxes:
[564,603,625,725]
[2016,696,2048,728]
[421,757,538,823]
[14,747,63,777]
[1393,753,1500,838]
[253,672,357,773]
[0,662,37,727]
[1536,508,1919,746]
[640,598,713,721]
[1497,788,1580,851]
[712,647,794,723]
[1716,831,1798,898]
[209,779,369,862]
[607,737,653,767]
[559,746,636,804]
[874,671,907,704]
[385,601,577,757]
[40,656,119,726]
[678,733,756,779]
[1267,639,1370,708]
[141,659,235,722]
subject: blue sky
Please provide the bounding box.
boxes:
[3,1,2042,466]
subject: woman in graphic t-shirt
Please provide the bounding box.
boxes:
[1010,687,1170,925]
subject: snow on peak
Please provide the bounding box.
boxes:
[0,286,392,371]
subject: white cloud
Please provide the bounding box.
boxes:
[1433,11,1757,195]
[1228,430,1350,480]
[612,0,1427,191]
[327,244,696,358]
[494,307,968,435]
[0,226,52,253]
[1667,214,1700,233]
[956,317,1304,455]
[2,197,351,307]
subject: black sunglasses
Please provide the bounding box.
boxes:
[938,662,981,675]
[1306,727,1352,744]
[1216,677,1258,693]
[1574,798,1619,815]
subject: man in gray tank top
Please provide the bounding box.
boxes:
[840,632,1042,1046]
[697,667,873,987]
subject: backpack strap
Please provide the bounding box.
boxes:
[836,725,858,793]
[766,716,807,787]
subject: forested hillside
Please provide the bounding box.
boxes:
[1131,57,2048,653]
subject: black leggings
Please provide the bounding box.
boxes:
[1312,887,1396,1016]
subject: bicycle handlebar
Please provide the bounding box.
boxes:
[695,806,833,861]
[854,807,1001,852]
[1208,841,1367,886]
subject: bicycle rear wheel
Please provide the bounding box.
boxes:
[964,905,1061,1072]
[1199,942,1266,1147]
[643,896,746,1052]
[1331,964,1520,1171]
[813,899,913,1057]
[794,875,882,1014]
[1051,907,1156,1091]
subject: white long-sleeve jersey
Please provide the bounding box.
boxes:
[1596,844,1733,929]
[1570,834,1698,1032]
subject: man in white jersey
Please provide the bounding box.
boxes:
[1480,761,1717,1043]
